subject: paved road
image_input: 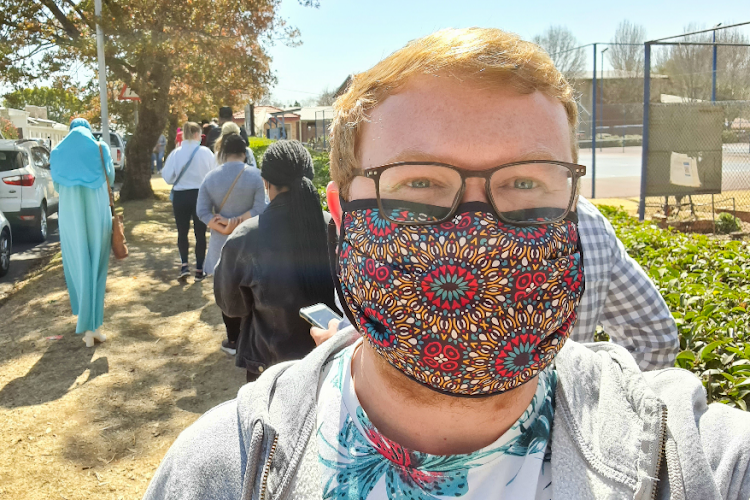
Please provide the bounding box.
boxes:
[578,145,750,199]
[0,183,122,300]
[0,214,60,300]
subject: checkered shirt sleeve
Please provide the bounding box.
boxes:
[572,197,679,370]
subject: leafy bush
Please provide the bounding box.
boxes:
[0,117,19,139]
[310,150,332,211]
[247,137,275,167]
[716,212,742,234]
[598,205,750,410]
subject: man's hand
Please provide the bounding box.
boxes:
[311,319,340,346]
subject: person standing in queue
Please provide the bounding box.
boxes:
[196,133,267,355]
[162,122,216,281]
[214,140,338,382]
[49,118,114,347]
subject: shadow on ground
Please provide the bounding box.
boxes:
[0,335,108,408]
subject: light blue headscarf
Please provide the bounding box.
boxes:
[50,118,113,189]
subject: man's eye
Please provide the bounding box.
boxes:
[514,179,537,189]
[408,179,432,188]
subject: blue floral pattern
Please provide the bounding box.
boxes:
[316,344,557,499]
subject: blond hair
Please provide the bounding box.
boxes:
[330,28,578,197]
[214,122,242,163]
[182,121,202,140]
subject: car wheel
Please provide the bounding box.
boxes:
[32,202,48,243]
[0,229,10,278]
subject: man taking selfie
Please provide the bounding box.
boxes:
[144,28,750,500]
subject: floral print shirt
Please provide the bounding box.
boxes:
[316,341,557,500]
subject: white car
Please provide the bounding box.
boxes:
[93,131,126,180]
[0,208,11,278]
[0,139,59,242]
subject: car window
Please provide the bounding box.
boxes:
[0,151,23,172]
[92,133,121,147]
[30,148,49,169]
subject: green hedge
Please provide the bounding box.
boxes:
[248,137,276,167]
[599,205,750,410]
[249,140,331,210]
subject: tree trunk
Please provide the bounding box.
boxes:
[120,61,172,201]
[165,112,179,158]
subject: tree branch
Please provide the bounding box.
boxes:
[62,0,93,29]
[36,0,81,40]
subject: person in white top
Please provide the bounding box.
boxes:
[162,122,217,280]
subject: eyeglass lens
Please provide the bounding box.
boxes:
[377,163,575,224]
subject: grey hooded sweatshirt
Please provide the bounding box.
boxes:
[143,328,750,500]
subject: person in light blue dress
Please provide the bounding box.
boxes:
[50,118,114,347]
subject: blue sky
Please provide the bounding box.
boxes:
[267,0,749,104]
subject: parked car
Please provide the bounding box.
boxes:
[0,139,58,242]
[92,131,126,181]
[0,209,11,278]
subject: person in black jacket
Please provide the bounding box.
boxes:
[214,140,337,382]
[205,107,248,151]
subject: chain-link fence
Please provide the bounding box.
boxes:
[306,109,332,151]
[563,24,750,230]
[637,25,750,226]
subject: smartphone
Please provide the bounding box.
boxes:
[300,303,343,329]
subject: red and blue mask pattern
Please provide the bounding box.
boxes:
[338,202,585,396]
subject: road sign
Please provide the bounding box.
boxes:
[118,85,140,101]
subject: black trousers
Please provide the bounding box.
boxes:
[222,313,241,344]
[172,189,207,269]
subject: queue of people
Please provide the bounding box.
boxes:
[158,111,333,370]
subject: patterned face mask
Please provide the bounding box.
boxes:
[337,200,585,397]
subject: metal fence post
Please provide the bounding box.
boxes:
[638,42,652,221]
[591,43,597,199]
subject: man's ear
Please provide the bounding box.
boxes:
[326,181,342,231]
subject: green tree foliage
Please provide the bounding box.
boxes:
[0,0,318,200]
[2,86,88,124]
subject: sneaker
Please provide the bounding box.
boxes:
[178,265,190,279]
[221,339,237,355]
[194,270,206,281]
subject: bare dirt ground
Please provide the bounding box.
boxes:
[0,178,245,500]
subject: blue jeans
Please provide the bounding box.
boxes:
[152,151,164,173]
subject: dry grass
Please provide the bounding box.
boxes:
[0,178,245,500]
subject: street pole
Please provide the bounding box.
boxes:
[592,43,597,199]
[638,42,652,221]
[600,47,609,152]
[94,0,110,147]
[712,23,721,102]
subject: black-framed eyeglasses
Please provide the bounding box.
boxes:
[353,160,586,226]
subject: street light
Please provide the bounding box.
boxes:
[712,23,722,102]
[600,47,609,152]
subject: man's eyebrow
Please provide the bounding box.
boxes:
[379,148,563,166]
[382,149,445,164]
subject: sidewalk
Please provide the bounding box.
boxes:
[0,178,244,500]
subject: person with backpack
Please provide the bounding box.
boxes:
[196,134,267,354]
[161,122,216,280]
